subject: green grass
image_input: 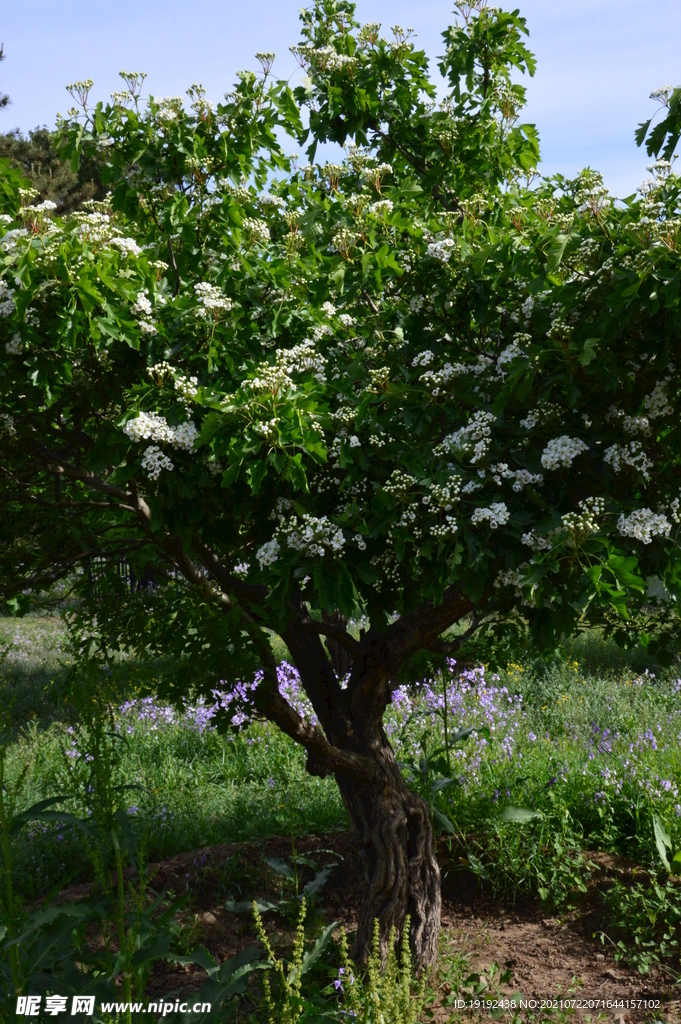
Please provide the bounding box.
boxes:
[3,615,681,977]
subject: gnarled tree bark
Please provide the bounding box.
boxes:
[334,729,441,967]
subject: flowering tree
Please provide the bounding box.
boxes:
[2,0,681,967]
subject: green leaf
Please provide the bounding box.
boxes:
[499,806,541,823]
[654,815,672,871]
[298,921,338,979]
[432,807,456,834]
[302,865,335,897]
[265,856,295,880]
[247,460,268,494]
[547,233,569,273]
[225,899,277,914]
[579,337,599,366]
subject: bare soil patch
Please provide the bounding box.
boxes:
[57,833,680,1020]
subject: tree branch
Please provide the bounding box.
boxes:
[298,616,361,655]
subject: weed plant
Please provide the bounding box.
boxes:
[4,617,681,986]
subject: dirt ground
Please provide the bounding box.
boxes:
[60,832,680,1021]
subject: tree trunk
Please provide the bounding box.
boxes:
[334,731,441,969]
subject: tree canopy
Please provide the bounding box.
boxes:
[2,0,681,966]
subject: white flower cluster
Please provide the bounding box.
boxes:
[276,338,326,383]
[430,516,458,540]
[426,237,457,263]
[643,379,674,419]
[130,289,157,335]
[294,44,357,73]
[412,350,434,368]
[368,366,390,389]
[258,193,286,209]
[604,441,653,482]
[471,502,510,529]
[194,282,232,316]
[254,417,278,442]
[496,341,525,369]
[437,411,496,464]
[0,228,28,253]
[131,291,152,317]
[151,95,183,122]
[369,199,393,216]
[123,412,198,451]
[242,218,271,243]
[0,413,16,437]
[490,463,543,492]
[140,445,174,480]
[428,478,461,510]
[383,469,417,497]
[75,211,112,244]
[623,415,651,436]
[239,364,294,396]
[256,539,280,568]
[540,436,588,470]
[519,402,561,431]
[494,567,524,589]
[561,496,605,538]
[109,236,143,258]
[5,334,22,355]
[174,374,199,406]
[0,281,16,317]
[257,514,345,568]
[32,200,57,213]
[233,562,250,577]
[617,508,671,545]
[521,530,555,552]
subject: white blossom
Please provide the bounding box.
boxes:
[426,237,456,263]
[540,436,588,470]
[242,217,271,243]
[490,463,543,492]
[370,199,393,216]
[471,502,510,529]
[281,514,345,557]
[0,413,16,437]
[0,281,16,317]
[276,338,326,383]
[521,531,553,551]
[604,441,653,482]
[131,291,152,317]
[109,236,143,257]
[140,445,174,480]
[412,350,434,368]
[123,412,197,451]
[194,282,232,315]
[256,538,280,568]
[437,411,496,464]
[5,334,22,355]
[617,508,671,545]
[259,193,286,209]
[643,380,674,419]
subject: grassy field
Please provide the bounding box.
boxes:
[2,614,681,1012]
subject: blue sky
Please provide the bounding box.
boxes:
[2,1,680,197]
